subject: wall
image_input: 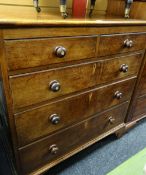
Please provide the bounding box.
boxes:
[0,0,108,16]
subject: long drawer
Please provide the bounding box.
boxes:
[10,61,101,110]
[10,53,142,110]
[97,33,146,57]
[5,36,97,71]
[15,78,136,147]
[101,53,142,82]
[19,102,128,175]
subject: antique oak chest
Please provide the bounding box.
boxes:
[1,10,146,174]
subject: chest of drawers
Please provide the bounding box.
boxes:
[1,21,146,175]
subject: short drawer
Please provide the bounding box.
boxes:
[10,53,142,110]
[19,102,128,174]
[97,33,146,57]
[15,78,135,146]
[5,36,97,71]
[101,53,142,83]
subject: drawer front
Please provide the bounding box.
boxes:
[101,53,142,83]
[15,78,135,146]
[10,62,101,110]
[5,36,97,71]
[132,95,146,120]
[19,102,128,174]
[97,33,146,57]
[10,53,141,110]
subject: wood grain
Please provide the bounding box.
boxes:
[5,36,97,71]
[0,10,146,175]
[138,76,146,96]
[136,58,146,96]
[107,0,124,17]
[3,27,146,40]
[10,61,101,110]
[10,53,141,110]
[132,95,146,121]
[0,30,21,171]
[0,4,146,27]
[97,33,146,57]
[19,102,128,175]
[125,50,146,123]
[142,60,146,76]
[107,0,146,20]
[101,53,143,82]
[15,77,135,147]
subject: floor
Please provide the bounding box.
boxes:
[45,118,146,175]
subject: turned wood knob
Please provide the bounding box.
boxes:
[109,116,115,124]
[120,64,129,73]
[49,144,59,155]
[114,91,123,99]
[50,114,60,125]
[49,80,60,92]
[55,46,67,58]
[124,39,133,48]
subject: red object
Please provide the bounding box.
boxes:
[72,0,88,18]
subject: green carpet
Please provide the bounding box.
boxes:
[107,147,146,175]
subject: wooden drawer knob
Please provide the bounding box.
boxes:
[50,114,60,125]
[124,39,133,48]
[49,80,61,92]
[114,91,123,99]
[55,46,67,58]
[120,64,129,73]
[109,116,115,124]
[49,144,59,155]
